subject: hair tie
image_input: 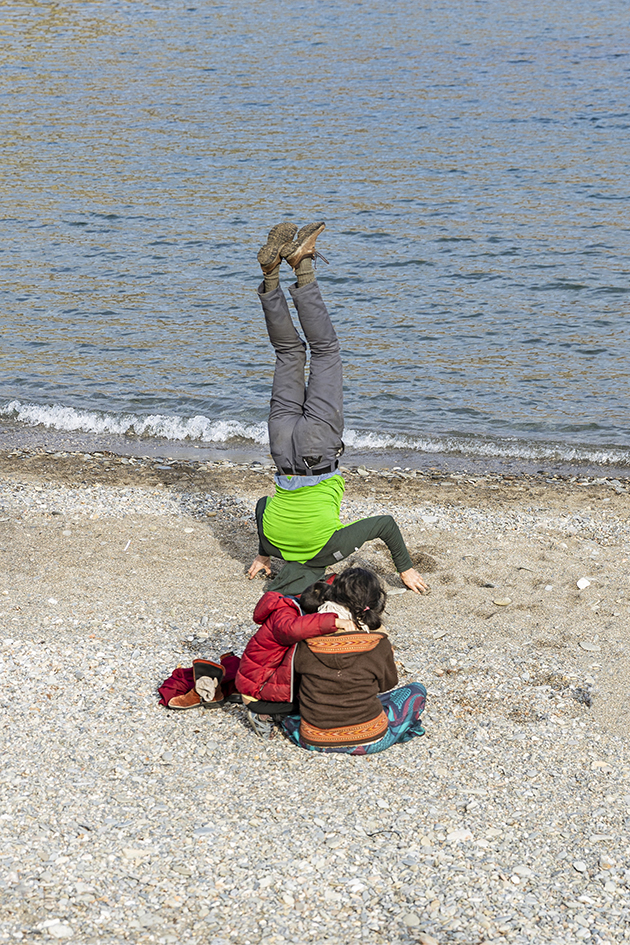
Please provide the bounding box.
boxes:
[363,606,370,612]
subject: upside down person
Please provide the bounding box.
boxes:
[248,221,428,597]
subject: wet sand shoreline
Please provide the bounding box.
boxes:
[2,420,630,481]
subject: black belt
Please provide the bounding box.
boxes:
[280,463,336,477]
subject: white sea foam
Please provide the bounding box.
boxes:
[0,400,268,446]
[344,427,630,466]
[2,399,629,466]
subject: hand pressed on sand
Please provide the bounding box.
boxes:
[400,568,429,594]
[247,555,271,579]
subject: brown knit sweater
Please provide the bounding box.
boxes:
[294,630,398,747]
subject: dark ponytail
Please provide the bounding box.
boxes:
[326,568,386,631]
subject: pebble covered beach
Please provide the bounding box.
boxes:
[1,449,630,945]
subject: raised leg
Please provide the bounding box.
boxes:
[288,279,344,469]
[257,283,307,472]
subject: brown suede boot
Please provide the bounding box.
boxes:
[257,222,298,274]
[193,658,226,708]
[167,688,202,710]
[281,221,327,271]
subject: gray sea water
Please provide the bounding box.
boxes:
[1,0,629,470]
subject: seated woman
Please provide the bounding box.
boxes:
[281,568,427,755]
[248,220,429,598]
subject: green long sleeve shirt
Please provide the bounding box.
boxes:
[262,474,345,562]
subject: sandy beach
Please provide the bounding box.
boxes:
[1,447,629,944]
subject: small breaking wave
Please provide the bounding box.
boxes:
[2,399,629,467]
[343,428,630,466]
[0,400,268,446]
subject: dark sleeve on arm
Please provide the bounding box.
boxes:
[375,516,413,573]
[311,515,413,573]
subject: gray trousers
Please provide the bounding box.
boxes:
[257,280,344,472]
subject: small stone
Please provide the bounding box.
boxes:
[282,893,295,907]
[512,865,533,877]
[510,874,521,884]
[604,880,617,893]
[577,578,591,590]
[573,860,587,873]
[591,760,613,773]
[421,514,438,525]
[447,828,473,843]
[579,641,601,652]
[162,896,182,908]
[48,924,74,940]
[183,527,194,533]
[600,854,616,870]
[162,751,174,762]
[206,511,217,517]
[492,598,512,606]
[545,584,553,591]
[62,530,72,537]
[387,587,407,596]
[48,598,58,605]
[417,934,439,945]
[402,913,420,928]
[357,466,369,477]
[123,848,153,860]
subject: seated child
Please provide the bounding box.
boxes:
[236,578,355,737]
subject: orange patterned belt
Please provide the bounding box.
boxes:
[300,710,388,747]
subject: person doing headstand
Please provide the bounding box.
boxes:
[248,221,428,597]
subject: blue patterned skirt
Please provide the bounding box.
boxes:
[281,682,427,755]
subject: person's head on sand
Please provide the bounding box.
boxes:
[300,567,386,631]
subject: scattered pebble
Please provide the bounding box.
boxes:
[417,935,439,945]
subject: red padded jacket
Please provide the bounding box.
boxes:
[235,592,338,704]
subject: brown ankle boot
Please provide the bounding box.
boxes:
[167,688,202,710]
[257,222,298,274]
[281,222,326,270]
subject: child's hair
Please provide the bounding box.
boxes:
[300,568,386,632]
[299,580,332,615]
